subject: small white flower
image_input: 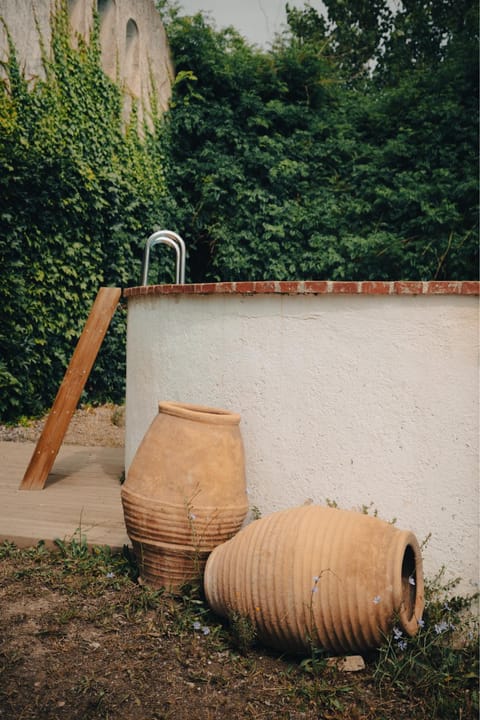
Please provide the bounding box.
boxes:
[434,620,449,635]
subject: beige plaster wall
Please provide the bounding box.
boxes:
[0,0,172,125]
[124,285,479,596]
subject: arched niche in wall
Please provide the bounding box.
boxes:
[97,0,117,78]
[124,18,140,99]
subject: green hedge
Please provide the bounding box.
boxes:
[162,1,478,283]
[0,6,174,421]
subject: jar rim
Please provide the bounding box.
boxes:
[394,533,425,636]
[158,401,241,425]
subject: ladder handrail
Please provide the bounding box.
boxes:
[141,230,186,285]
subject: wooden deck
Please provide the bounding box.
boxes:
[0,441,129,551]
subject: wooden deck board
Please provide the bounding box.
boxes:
[0,441,130,551]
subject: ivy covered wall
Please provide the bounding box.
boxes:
[0,0,173,129]
[0,5,174,420]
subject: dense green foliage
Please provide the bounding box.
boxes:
[0,1,477,420]
[162,0,478,281]
[0,7,172,420]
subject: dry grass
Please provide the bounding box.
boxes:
[0,539,477,720]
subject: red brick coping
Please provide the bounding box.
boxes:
[124,280,479,298]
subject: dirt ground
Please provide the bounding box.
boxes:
[0,406,477,719]
[0,543,412,720]
[0,404,125,447]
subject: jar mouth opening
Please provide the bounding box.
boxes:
[398,540,424,635]
[158,401,241,425]
[401,544,416,617]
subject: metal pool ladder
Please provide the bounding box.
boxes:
[141,230,186,285]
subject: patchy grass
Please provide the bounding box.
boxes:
[0,539,477,720]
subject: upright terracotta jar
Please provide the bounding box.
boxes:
[204,504,424,655]
[121,401,248,591]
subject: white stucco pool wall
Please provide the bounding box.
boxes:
[124,281,479,595]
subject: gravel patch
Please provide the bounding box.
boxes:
[0,404,125,447]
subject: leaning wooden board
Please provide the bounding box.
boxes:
[20,287,121,491]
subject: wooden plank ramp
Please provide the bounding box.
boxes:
[20,287,121,491]
[0,441,129,551]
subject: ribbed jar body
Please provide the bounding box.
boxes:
[204,505,424,655]
[121,401,248,591]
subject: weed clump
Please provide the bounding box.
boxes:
[374,568,479,719]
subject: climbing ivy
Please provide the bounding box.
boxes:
[0,3,173,420]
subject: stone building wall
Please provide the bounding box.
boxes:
[0,0,173,126]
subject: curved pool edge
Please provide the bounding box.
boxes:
[123,280,479,298]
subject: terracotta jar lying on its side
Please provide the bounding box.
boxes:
[121,401,248,591]
[204,504,424,655]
